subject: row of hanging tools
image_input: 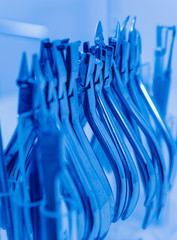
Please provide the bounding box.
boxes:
[2,17,177,240]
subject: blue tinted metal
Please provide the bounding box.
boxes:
[91,35,139,220]
[153,26,176,117]
[1,17,176,239]
[52,41,113,239]
[109,18,168,228]
[0,127,14,239]
[128,19,175,189]
[66,42,115,221]
[81,52,127,222]
[31,53,86,240]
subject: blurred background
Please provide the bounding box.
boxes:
[0,0,177,96]
[1,0,177,152]
[0,0,177,239]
